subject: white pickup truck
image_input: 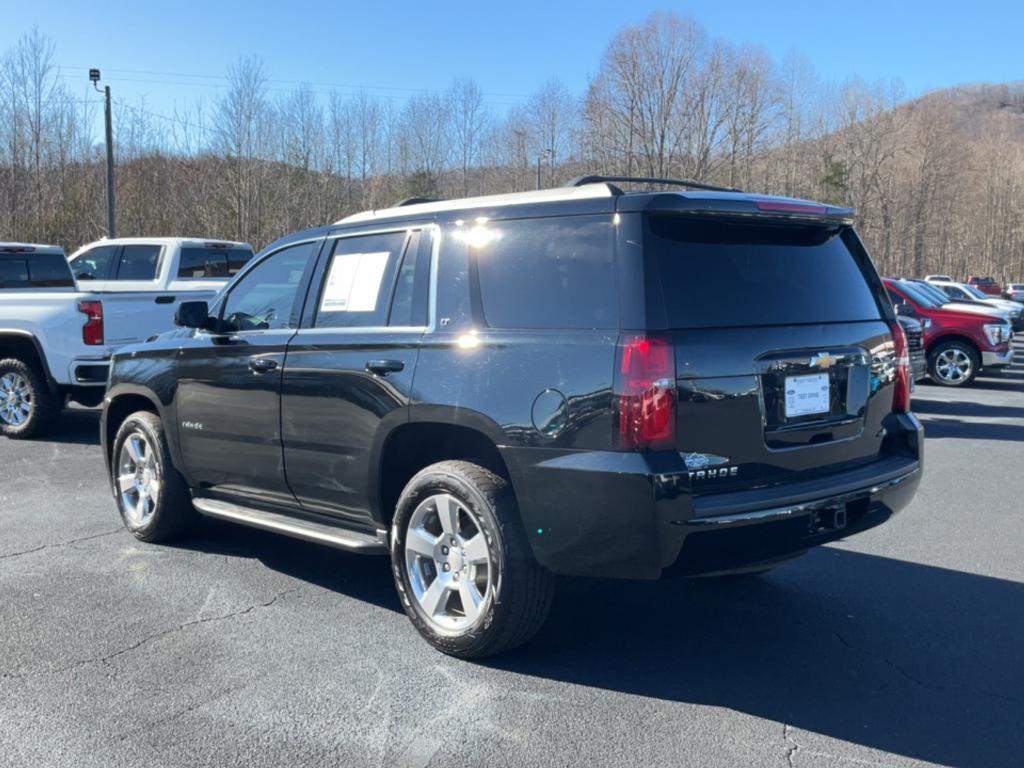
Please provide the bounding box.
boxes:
[0,238,253,438]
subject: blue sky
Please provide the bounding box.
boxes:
[4,0,1023,116]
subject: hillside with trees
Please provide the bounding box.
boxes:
[2,14,1023,280]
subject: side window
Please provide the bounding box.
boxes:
[313,231,409,329]
[472,215,618,329]
[220,242,317,333]
[116,244,161,280]
[387,231,432,327]
[71,245,119,281]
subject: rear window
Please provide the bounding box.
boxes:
[646,216,883,329]
[178,246,254,279]
[473,215,618,329]
[0,258,30,287]
[0,254,74,288]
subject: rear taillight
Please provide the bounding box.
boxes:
[78,300,104,346]
[888,321,911,413]
[614,333,676,451]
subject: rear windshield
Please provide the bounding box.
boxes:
[646,216,883,329]
[0,253,74,289]
[178,246,254,279]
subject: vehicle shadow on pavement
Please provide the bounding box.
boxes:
[911,400,1024,419]
[44,409,101,445]
[167,520,403,614]
[489,548,1024,768]
[917,416,1024,441]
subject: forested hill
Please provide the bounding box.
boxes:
[2,19,1023,280]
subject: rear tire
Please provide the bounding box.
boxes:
[928,340,979,387]
[112,411,198,542]
[0,358,59,439]
[390,460,555,659]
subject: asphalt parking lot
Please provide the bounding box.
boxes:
[2,341,1022,768]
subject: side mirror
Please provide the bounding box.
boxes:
[175,301,210,329]
[894,303,914,317]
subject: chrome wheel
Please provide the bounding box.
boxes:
[0,372,32,427]
[404,493,493,632]
[117,431,161,527]
[934,348,973,384]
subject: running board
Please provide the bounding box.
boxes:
[192,498,388,554]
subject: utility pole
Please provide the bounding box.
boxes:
[89,69,116,238]
[536,148,553,190]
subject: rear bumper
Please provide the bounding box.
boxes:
[504,413,923,580]
[982,348,1014,368]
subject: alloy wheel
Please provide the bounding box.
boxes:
[404,493,493,632]
[0,373,32,427]
[117,431,161,527]
[934,348,973,384]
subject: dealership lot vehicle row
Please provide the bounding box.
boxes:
[1,352,1022,768]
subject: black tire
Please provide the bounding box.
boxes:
[390,460,555,659]
[111,411,197,542]
[0,357,60,439]
[927,339,980,387]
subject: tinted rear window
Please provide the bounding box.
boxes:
[0,258,30,287]
[178,247,254,278]
[473,215,618,329]
[646,216,882,329]
[0,254,73,288]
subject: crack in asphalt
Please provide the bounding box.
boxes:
[833,630,1023,706]
[0,528,123,561]
[783,723,800,768]
[0,588,299,681]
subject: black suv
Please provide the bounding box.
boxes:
[102,176,923,658]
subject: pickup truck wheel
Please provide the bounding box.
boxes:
[390,460,555,659]
[112,411,197,542]
[0,358,58,439]
[928,340,978,386]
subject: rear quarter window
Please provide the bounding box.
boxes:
[472,215,618,329]
[646,216,884,329]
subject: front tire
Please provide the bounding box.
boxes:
[928,340,979,386]
[390,460,555,659]
[112,411,197,542]
[0,358,59,439]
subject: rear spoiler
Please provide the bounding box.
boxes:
[618,193,855,225]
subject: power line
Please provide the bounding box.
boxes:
[56,65,532,104]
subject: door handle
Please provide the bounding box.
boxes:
[155,295,175,304]
[366,359,404,375]
[249,358,279,374]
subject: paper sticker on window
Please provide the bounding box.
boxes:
[320,251,390,313]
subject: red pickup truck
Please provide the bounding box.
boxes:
[967,276,1002,296]
[884,278,1014,386]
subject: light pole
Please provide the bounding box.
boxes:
[536,148,553,190]
[90,68,116,238]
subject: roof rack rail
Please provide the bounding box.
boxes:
[393,196,441,207]
[563,175,740,193]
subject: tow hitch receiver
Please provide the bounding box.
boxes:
[809,504,848,534]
